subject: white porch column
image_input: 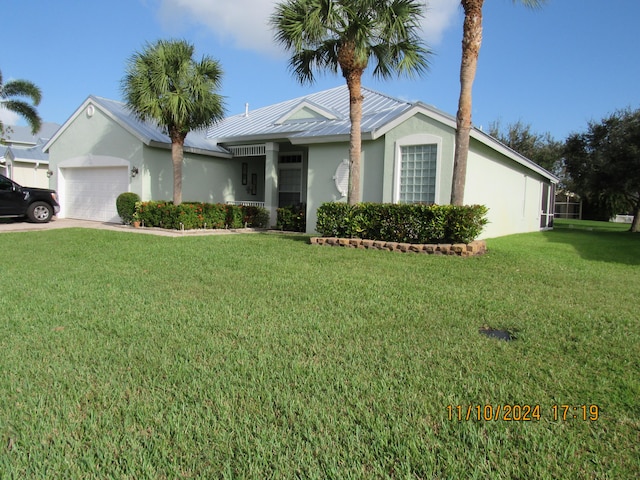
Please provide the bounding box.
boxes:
[264,142,279,228]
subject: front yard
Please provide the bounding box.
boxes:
[1,221,638,478]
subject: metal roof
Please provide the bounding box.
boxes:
[5,145,49,162]
[206,84,558,182]
[88,96,231,156]
[207,85,413,142]
[0,122,60,147]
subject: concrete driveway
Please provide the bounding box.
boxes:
[0,217,124,233]
[0,217,264,237]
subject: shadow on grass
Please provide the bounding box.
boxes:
[544,220,640,265]
[263,232,312,244]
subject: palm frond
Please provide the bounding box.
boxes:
[2,100,42,134]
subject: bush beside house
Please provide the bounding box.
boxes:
[116,192,141,224]
[316,203,488,244]
[134,201,269,230]
[276,204,306,232]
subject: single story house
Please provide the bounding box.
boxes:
[44,86,557,238]
[1,123,59,188]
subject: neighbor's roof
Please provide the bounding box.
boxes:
[207,84,558,182]
[43,96,231,158]
[1,122,60,148]
[4,145,49,164]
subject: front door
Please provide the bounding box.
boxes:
[278,153,302,207]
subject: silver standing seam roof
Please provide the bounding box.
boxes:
[43,85,558,182]
[207,85,416,143]
[88,96,232,157]
[5,145,49,162]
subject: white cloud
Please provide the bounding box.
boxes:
[157,0,460,55]
[422,0,461,45]
[0,107,20,127]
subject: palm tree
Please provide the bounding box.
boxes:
[271,0,430,205]
[450,0,546,205]
[0,69,42,138]
[121,39,225,205]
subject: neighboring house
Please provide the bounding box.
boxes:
[1,122,60,188]
[45,86,558,238]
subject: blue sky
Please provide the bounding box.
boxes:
[2,0,638,141]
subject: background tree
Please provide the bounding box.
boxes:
[563,108,640,232]
[121,39,225,205]
[450,0,547,206]
[488,119,563,174]
[271,0,430,205]
[0,69,42,139]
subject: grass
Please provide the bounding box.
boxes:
[1,220,638,478]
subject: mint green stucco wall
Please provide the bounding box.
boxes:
[305,138,385,233]
[465,137,549,239]
[47,106,142,194]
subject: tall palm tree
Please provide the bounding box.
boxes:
[0,69,42,138]
[121,39,225,205]
[271,0,430,205]
[450,0,546,205]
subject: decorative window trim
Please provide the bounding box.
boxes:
[393,133,442,204]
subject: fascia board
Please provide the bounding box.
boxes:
[215,132,298,144]
[288,133,374,145]
[146,140,232,159]
[369,103,558,183]
[469,129,559,182]
[42,97,94,152]
[369,104,456,141]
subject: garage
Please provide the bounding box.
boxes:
[60,165,129,223]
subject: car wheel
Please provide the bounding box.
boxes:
[27,202,54,223]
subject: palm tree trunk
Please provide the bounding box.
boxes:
[170,129,186,205]
[451,0,484,206]
[346,71,364,205]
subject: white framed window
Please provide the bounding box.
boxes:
[394,134,441,204]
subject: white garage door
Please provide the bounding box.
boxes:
[62,167,129,223]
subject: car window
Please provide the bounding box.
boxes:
[0,176,14,192]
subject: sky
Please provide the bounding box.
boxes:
[2,0,639,141]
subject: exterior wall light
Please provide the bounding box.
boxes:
[46,170,54,178]
[131,166,139,178]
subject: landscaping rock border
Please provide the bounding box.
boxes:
[310,237,487,257]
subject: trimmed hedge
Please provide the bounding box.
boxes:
[316,203,488,244]
[116,192,141,224]
[134,201,269,230]
[277,204,306,232]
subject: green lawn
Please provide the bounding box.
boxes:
[1,221,638,478]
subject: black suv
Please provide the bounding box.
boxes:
[0,173,60,223]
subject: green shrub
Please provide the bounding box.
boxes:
[242,206,270,228]
[225,205,244,229]
[315,202,351,236]
[443,204,489,244]
[132,201,270,230]
[315,202,488,244]
[277,204,306,232]
[116,192,141,224]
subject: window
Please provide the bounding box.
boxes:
[399,144,437,204]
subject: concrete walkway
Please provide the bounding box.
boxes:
[0,217,266,237]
